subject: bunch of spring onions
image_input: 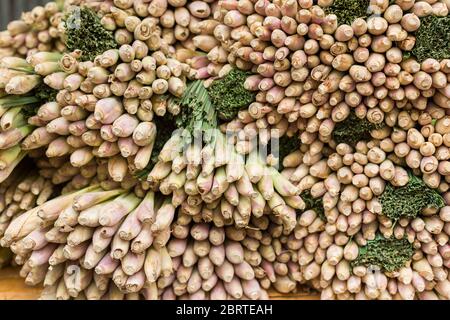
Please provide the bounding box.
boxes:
[0,0,447,301]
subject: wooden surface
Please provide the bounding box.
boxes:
[0,268,42,300]
[269,290,320,300]
[0,267,320,300]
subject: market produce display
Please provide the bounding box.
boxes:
[0,0,449,300]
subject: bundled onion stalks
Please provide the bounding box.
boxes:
[156,218,274,300]
[205,206,316,296]
[0,1,66,59]
[253,188,450,299]
[0,160,56,238]
[0,49,309,232]
[292,187,450,300]
[0,184,274,300]
[92,0,221,60]
[39,47,190,174]
[0,1,242,186]
[0,0,448,301]
[196,0,450,154]
[142,86,303,230]
[0,53,66,183]
[0,45,192,181]
[0,149,107,239]
[270,135,450,299]
[146,132,304,230]
[369,105,450,186]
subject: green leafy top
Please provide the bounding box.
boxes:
[333,112,383,146]
[64,7,117,62]
[301,190,326,221]
[412,15,450,62]
[136,81,219,179]
[351,235,414,273]
[173,80,218,145]
[207,69,256,121]
[0,96,39,108]
[380,173,445,220]
[324,0,370,26]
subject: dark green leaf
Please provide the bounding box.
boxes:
[332,112,384,147]
[207,69,256,121]
[64,7,117,62]
[352,235,414,273]
[324,0,370,26]
[380,172,445,220]
[412,15,450,62]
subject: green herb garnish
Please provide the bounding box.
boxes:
[412,15,450,62]
[207,69,256,121]
[325,0,370,26]
[65,7,117,61]
[333,112,383,146]
[380,173,445,220]
[352,235,414,273]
